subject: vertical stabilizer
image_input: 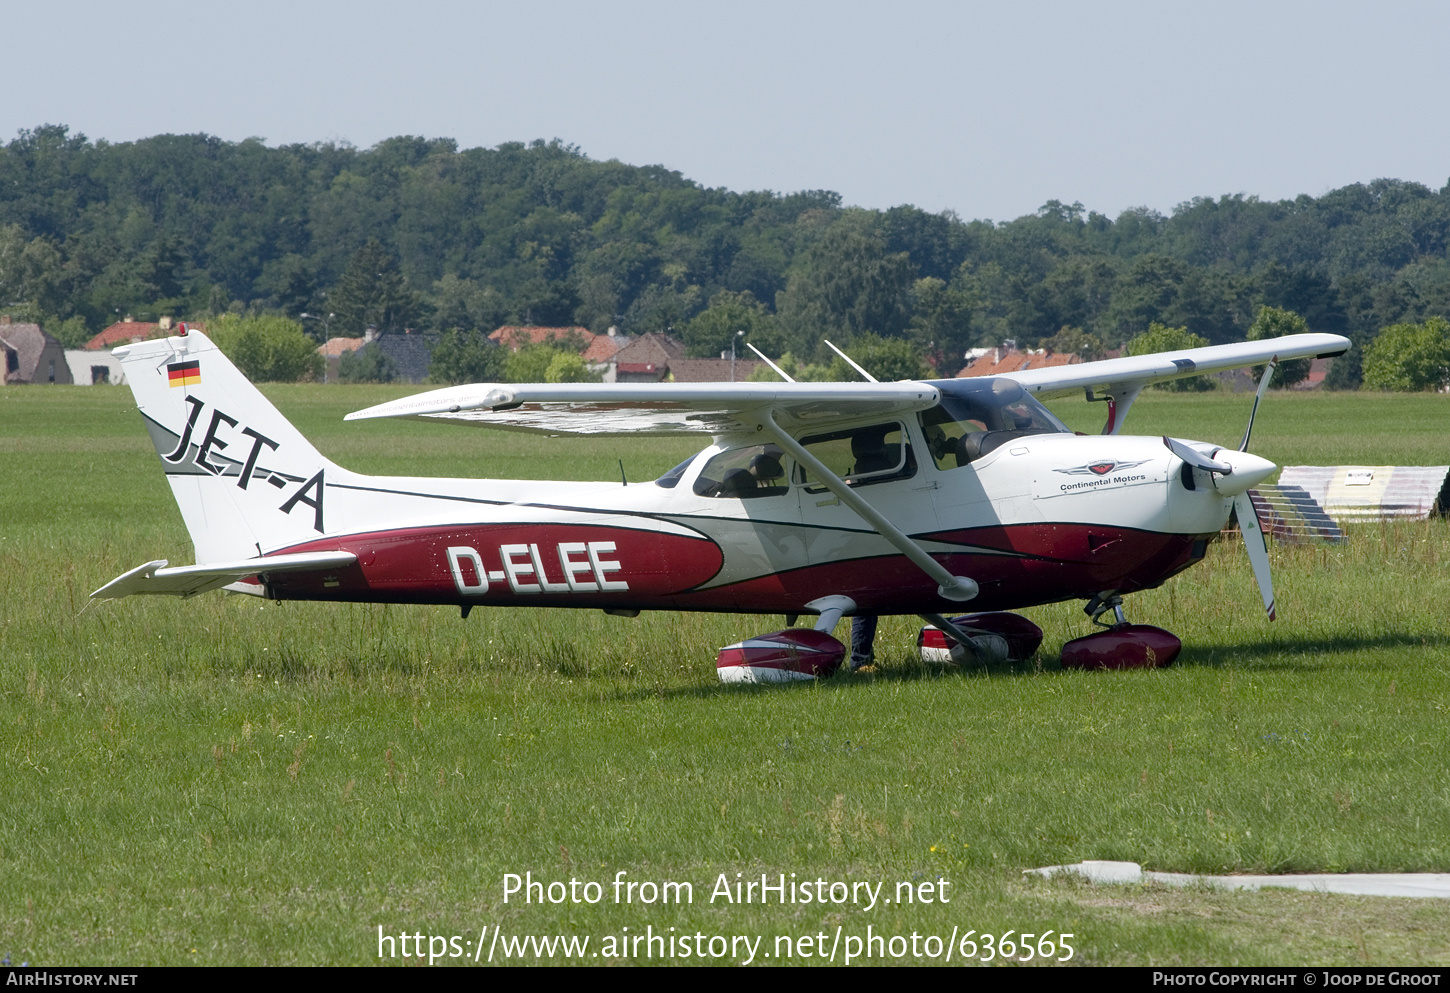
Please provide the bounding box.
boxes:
[115,330,349,561]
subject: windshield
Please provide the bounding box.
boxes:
[919,377,1070,469]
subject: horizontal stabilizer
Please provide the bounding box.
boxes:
[90,551,358,600]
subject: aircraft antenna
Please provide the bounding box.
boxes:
[823,339,879,382]
[745,342,795,382]
[619,459,628,486]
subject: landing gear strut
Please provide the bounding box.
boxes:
[1084,592,1128,628]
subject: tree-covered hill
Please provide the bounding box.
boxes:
[2,124,1447,384]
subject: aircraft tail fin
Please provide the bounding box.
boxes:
[114,328,349,562]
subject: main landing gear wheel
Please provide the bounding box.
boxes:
[1060,593,1181,670]
[716,629,846,683]
[917,612,1045,665]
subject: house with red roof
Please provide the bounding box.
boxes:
[580,333,624,365]
[489,325,596,351]
[487,325,637,378]
[316,335,369,383]
[606,332,760,383]
[956,345,1083,378]
[84,317,183,351]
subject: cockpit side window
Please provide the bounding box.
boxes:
[920,378,1069,469]
[691,444,790,498]
[795,422,916,493]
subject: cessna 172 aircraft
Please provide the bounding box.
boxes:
[92,327,1349,680]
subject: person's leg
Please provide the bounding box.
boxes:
[850,615,878,670]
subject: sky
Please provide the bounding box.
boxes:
[7,0,1449,223]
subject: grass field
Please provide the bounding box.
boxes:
[2,384,1448,967]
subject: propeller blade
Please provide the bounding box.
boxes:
[1163,435,1231,474]
[1239,356,1278,451]
[1233,490,1276,621]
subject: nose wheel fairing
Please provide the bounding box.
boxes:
[1061,624,1182,670]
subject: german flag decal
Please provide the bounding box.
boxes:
[167,360,201,388]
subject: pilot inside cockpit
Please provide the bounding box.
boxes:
[919,378,1071,470]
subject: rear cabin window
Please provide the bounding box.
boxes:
[795,422,915,493]
[691,444,790,499]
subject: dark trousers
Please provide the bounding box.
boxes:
[850,615,877,666]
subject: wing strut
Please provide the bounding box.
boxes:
[1086,384,1144,435]
[758,410,978,602]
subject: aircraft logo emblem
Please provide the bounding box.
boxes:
[1054,458,1150,477]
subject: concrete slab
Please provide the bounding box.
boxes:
[1027,861,1450,899]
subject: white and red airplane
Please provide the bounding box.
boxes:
[92,327,1349,680]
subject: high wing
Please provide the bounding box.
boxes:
[344,333,1350,438]
[1003,333,1350,399]
[1002,332,1349,433]
[345,381,942,436]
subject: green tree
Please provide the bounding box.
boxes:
[1322,330,1368,390]
[775,219,916,352]
[505,342,572,383]
[1102,254,1228,345]
[339,344,399,384]
[428,329,506,384]
[43,315,90,349]
[1126,323,1214,391]
[256,254,319,317]
[328,239,423,336]
[828,333,930,381]
[679,290,781,357]
[430,274,506,333]
[1246,305,1312,387]
[1039,324,1105,360]
[906,275,977,370]
[745,350,838,382]
[1361,317,1450,391]
[208,314,324,382]
[544,351,600,383]
[0,225,71,322]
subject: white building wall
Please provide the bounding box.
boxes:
[65,350,128,386]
